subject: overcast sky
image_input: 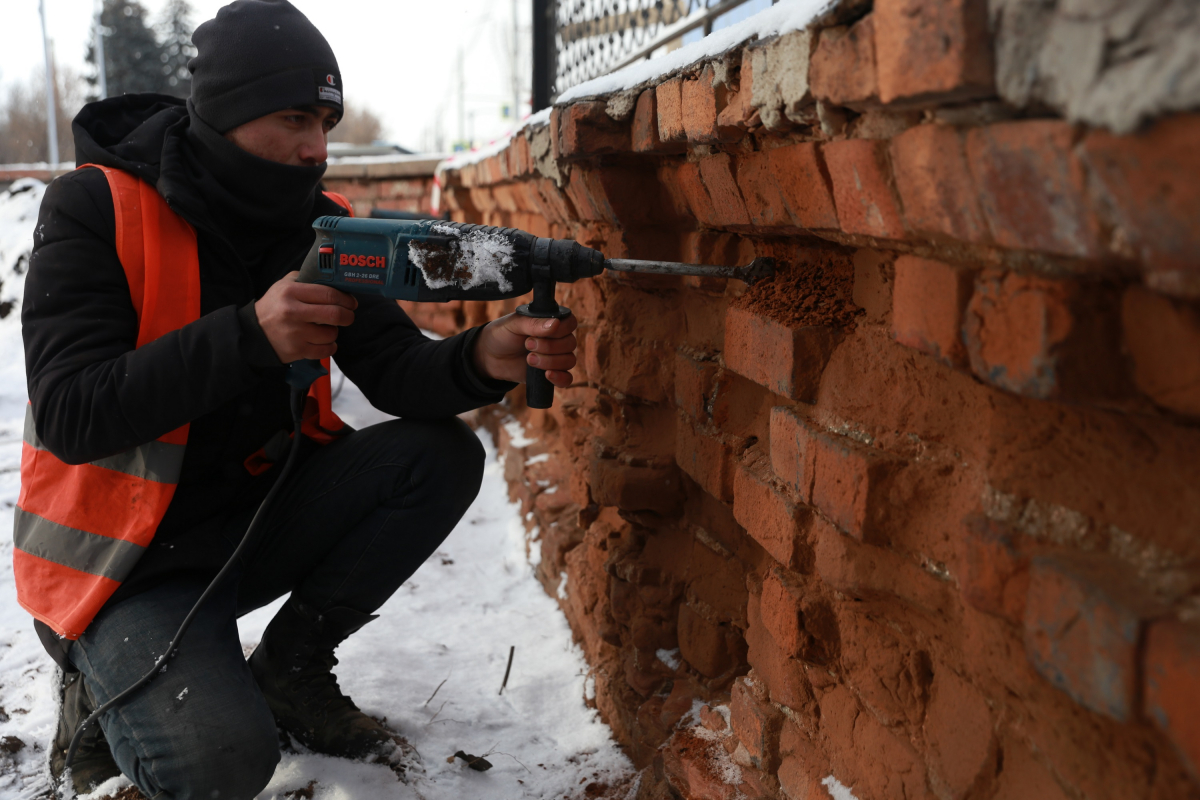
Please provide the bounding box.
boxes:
[2,0,529,153]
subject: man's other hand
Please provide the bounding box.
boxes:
[473,313,579,388]
[255,271,358,363]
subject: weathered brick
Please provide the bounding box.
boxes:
[1144,619,1200,780]
[1122,285,1200,418]
[962,516,1029,625]
[678,601,737,679]
[966,120,1103,259]
[676,415,735,503]
[589,457,682,514]
[735,149,794,229]
[733,463,812,570]
[769,407,816,502]
[554,100,630,159]
[891,123,990,243]
[746,591,814,712]
[809,430,899,544]
[674,352,719,422]
[1080,114,1200,298]
[655,77,687,143]
[632,88,685,154]
[810,15,879,110]
[682,65,738,145]
[1024,553,1161,721]
[892,255,975,367]
[697,154,752,228]
[963,269,1128,402]
[874,0,994,106]
[730,676,783,771]
[724,306,841,402]
[924,669,994,800]
[767,142,840,230]
[760,568,807,659]
[677,161,720,228]
[824,138,906,240]
[662,727,742,800]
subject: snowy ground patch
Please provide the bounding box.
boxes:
[0,180,631,799]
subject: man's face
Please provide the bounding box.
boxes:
[224,106,340,166]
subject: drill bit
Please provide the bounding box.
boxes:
[604,257,776,286]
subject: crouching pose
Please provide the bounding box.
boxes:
[19,1,577,796]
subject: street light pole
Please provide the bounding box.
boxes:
[38,0,61,168]
[95,0,108,100]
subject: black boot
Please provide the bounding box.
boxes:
[49,671,122,794]
[249,596,404,760]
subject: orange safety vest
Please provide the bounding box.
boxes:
[13,166,350,639]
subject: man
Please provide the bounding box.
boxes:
[21,1,577,796]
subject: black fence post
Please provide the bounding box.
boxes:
[532,0,555,112]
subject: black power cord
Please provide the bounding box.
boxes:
[61,381,311,781]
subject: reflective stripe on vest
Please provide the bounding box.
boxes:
[13,168,348,639]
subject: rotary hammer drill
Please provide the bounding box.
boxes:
[297,217,775,407]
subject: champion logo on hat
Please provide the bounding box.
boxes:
[317,72,342,104]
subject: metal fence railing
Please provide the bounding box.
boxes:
[533,0,767,109]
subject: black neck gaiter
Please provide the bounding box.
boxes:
[158,103,326,260]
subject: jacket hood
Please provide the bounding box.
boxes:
[72,94,189,187]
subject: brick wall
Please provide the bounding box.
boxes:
[320,156,440,219]
[426,4,1200,798]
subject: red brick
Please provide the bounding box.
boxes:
[655,78,687,144]
[697,154,752,228]
[678,601,737,679]
[733,464,812,570]
[677,161,720,228]
[760,569,807,659]
[700,704,729,733]
[662,727,742,800]
[769,407,816,502]
[874,0,993,106]
[1024,553,1161,721]
[962,516,1029,625]
[1080,114,1200,297]
[810,15,879,109]
[824,138,906,240]
[531,178,576,225]
[891,123,989,243]
[746,591,813,712]
[891,255,975,367]
[735,149,794,229]
[924,669,994,799]
[1144,619,1200,780]
[674,352,719,422]
[963,269,1127,402]
[682,72,717,145]
[730,676,783,771]
[1123,286,1200,418]
[724,306,841,402]
[632,88,685,154]
[589,457,682,514]
[564,167,610,222]
[767,142,840,230]
[992,742,1072,800]
[676,415,735,503]
[966,120,1103,259]
[554,100,630,159]
[809,430,899,544]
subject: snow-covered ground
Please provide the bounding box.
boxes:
[0,180,632,799]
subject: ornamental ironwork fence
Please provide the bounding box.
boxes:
[532,0,769,109]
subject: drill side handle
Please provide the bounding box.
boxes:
[517,276,571,409]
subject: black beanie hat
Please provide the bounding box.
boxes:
[188,0,343,133]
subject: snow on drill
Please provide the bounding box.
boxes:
[299,217,776,408]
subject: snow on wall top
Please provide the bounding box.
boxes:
[556,0,837,104]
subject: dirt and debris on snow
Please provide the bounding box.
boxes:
[0,180,631,800]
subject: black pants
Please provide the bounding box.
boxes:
[67,418,486,799]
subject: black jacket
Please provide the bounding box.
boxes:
[24,95,512,661]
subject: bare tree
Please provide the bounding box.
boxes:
[0,65,85,165]
[329,104,386,144]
